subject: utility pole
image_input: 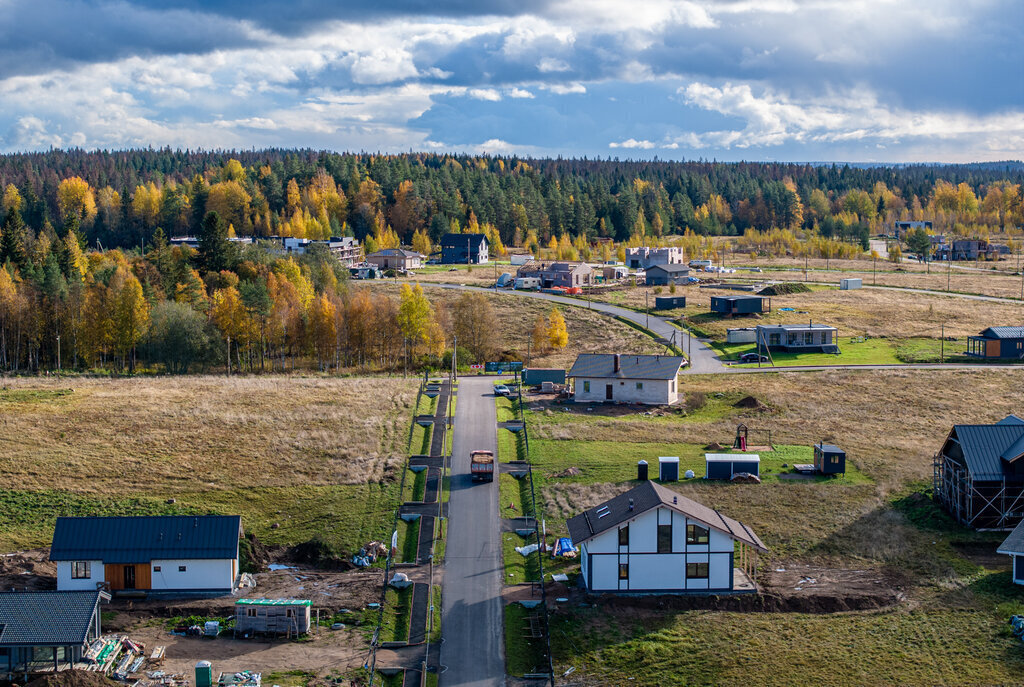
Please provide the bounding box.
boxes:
[226,336,231,377]
[452,335,458,382]
[645,290,649,330]
[940,323,945,364]
[947,256,952,292]
[56,335,60,373]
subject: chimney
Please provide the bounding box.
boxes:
[613,354,620,373]
[673,496,678,505]
[628,498,634,512]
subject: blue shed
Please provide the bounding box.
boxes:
[710,295,767,315]
[654,296,687,310]
[705,454,760,480]
[814,443,846,475]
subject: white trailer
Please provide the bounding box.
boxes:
[840,278,862,290]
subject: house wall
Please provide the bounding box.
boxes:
[582,508,736,592]
[573,377,677,405]
[1015,555,1024,584]
[149,558,235,591]
[645,270,688,286]
[56,560,104,591]
[236,605,311,634]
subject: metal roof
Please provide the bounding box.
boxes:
[0,590,108,647]
[236,599,311,606]
[756,323,836,331]
[815,443,844,453]
[706,454,760,462]
[943,416,1024,480]
[369,248,420,258]
[998,519,1024,555]
[568,353,685,380]
[566,481,767,552]
[439,233,487,248]
[712,295,764,302]
[979,327,1024,339]
[50,515,242,564]
[645,264,691,274]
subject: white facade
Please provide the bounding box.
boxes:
[573,376,679,405]
[56,560,104,591]
[150,559,235,591]
[840,278,862,290]
[580,507,735,592]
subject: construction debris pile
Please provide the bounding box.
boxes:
[351,541,387,567]
[218,671,261,687]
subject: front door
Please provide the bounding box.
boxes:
[605,384,613,400]
[123,565,136,590]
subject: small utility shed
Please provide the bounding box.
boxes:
[966,327,1024,359]
[568,353,686,405]
[705,454,760,480]
[0,589,109,680]
[522,368,566,386]
[566,481,768,593]
[933,414,1024,528]
[814,443,846,475]
[235,599,311,636]
[710,295,767,315]
[998,521,1024,585]
[654,296,686,310]
[51,515,242,595]
[645,264,691,286]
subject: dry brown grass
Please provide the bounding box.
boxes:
[0,376,418,493]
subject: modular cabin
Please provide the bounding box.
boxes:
[814,443,846,475]
[644,264,691,286]
[710,295,767,316]
[568,353,686,405]
[654,296,687,310]
[705,454,760,480]
[755,323,838,353]
[566,481,767,594]
[998,520,1024,585]
[235,599,311,637]
[439,233,489,264]
[51,515,242,596]
[966,327,1024,359]
[0,590,109,681]
[933,414,1024,529]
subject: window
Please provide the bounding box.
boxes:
[583,381,590,393]
[769,333,781,346]
[618,525,629,547]
[247,608,257,617]
[636,382,643,390]
[286,608,295,618]
[618,563,629,580]
[686,562,709,579]
[178,565,187,572]
[787,333,798,345]
[71,561,91,579]
[686,524,709,545]
[831,456,839,464]
[804,332,814,345]
[153,566,161,573]
[657,524,672,553]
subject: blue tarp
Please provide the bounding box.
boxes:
[553,537,577,557]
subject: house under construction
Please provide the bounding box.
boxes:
[933,414,1024,529]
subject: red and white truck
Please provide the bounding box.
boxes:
[470,450,495,482]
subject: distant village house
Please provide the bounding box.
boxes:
[568,353,685,405]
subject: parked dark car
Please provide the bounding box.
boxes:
[739,353,769,363]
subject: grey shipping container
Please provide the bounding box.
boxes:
[654,296,687,310]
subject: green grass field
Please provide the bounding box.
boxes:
[505,603,549,677]
[713,336,903,366]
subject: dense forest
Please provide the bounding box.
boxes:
[0,149,1021,375]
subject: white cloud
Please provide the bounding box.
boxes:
[507,87,534,98]
[468,88,502,101]
[542,82,586,95]
[348,47,419,85]
[609,138,656,149]
[537,57,570,73]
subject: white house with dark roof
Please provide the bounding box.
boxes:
[566,481,767,593]
[998,520,1024,585]
[50,515,242,595]
[568,353,686,405]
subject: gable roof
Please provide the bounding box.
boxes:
[0,590,108,647]
[50,515,242,564]
[979,327,1024,339]
[645,264,690,274]
[944,415,1024,480]
[566,481,766,552]
[369,248,420,258]
[439,233,487,249]
[568,353,685,380]
[712,295,765,303]
[518,261,590,274]
[999,519,1024,555]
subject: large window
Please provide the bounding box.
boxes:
[618,525,629,547]
[618,563,629,580]
[657,524,672,553]
[804,331,814,345]
[769,333,781,346]
[583,381,590,393]
[686,524,709,545]
[686,562,709,579]
[71,561,91,579]
[247,608,258,617]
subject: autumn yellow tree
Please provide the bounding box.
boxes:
[57,177,98,227]
[112,267,150,371]
[531,315,548,354]
[546,307,568,350]
[411,229,432,257]
[307,293,338,370]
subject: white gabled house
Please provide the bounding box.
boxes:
[566,481,767,594]
[50,515,242,596]
[568,353,686,405]
[998,519,1024,585]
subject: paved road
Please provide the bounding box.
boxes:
[430,283,725,373]
[440,376,505,687]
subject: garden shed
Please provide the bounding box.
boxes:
[235,599,311,637]
[705,454,760,480]
[814,443,846,475]
[710,295,767,315]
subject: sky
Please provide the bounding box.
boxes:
[0,0,1021,162]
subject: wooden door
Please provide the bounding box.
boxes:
[123,565,136,589]
[605,384,613,400]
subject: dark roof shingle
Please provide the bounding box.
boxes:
[645,264,691,274]
[999,519,1024,555]
[980,327,1024,339]
[566,481,766,552]
[946,417,1024,480]
[50,515,242,564]
[0,590,108,647]
[567,353,685,380]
